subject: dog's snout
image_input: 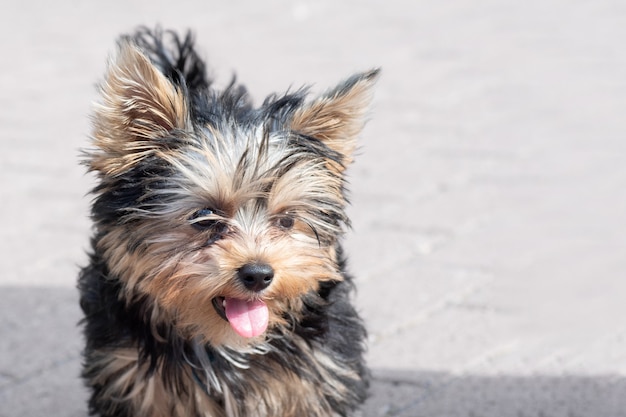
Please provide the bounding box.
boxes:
[237,263,274,292]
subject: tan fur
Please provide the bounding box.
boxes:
[290,70,379,171]
[87,340,357,417]
[96,176,343,348]
[138,223,342,347]
[89,43,190,176]
[82,33,374,417]
[87,348,225,417]
[91,109,348,348]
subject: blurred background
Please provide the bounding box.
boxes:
[1,1,626,416]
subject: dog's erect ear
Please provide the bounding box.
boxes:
[291,69,379,172]
[87,42,190,175]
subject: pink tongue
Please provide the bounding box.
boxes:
[224,298,269,338]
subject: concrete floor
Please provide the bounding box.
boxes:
[1,1,626,416]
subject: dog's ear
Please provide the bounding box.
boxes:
[291,69,379,172]
[87,42,190,175]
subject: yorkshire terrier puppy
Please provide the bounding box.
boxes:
[79,27,378,417]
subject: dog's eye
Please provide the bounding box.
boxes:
[276,215,295,230]
[190,208,220,230]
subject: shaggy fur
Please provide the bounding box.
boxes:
[79,27,378,417]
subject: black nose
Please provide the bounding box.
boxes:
[237,263,274,292]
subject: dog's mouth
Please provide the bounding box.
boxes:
[212,296,269,338]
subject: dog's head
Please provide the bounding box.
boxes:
[85,37,378,347]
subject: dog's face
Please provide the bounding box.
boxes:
[86,43,377,347]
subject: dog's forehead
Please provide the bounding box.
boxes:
[171,124,289,196]
[163,122,338,217]
[193,122,289,166]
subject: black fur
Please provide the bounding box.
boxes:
[80,27,371,417]
[79,247,368,416]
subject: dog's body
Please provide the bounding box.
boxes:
[79,28,377,417]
